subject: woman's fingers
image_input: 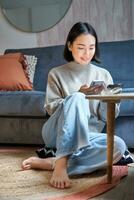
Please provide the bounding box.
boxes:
[87,85,104,94]
[79,84,105,95]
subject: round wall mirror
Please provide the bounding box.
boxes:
[0,0,72,32]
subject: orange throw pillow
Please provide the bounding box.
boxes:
[2,52,27,69]
[0,54,33,91]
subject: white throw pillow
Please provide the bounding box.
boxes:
[24,55,37,83]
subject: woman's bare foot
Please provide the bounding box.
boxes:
[50,157,71,189]
[22,156,71,189]
[22,157,55,171]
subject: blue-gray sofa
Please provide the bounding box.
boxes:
[1,40,134,148]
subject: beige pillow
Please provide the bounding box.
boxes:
[24,55,37,83]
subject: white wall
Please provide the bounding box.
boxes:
[0,7,37,54]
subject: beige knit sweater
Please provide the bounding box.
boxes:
[44,61,119,132]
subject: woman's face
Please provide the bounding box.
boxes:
[68,34,96,65]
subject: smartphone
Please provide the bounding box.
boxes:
[107,83,122,94]
[90,80,105,87]
[107,83,122,89]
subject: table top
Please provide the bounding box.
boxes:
[86,92,134,101]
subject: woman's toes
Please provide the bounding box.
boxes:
[50,178,71,189]
[21,157,35,170]
[50,179,59,188]
[60,181,65,189]
[22,164,31,170]
[22,160,31,170]
[65,181,71,188]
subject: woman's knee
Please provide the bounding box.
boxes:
[66,92,85,101]
[114,135,126,155]
[64,92,88,109]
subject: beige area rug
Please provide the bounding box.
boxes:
[0,149,128,200]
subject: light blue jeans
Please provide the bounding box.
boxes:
[42,92,126,175]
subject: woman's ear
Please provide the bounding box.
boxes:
[68,42,72,51]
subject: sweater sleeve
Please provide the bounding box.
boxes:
[44,70,64,116]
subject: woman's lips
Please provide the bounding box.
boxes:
[81,57,90,62]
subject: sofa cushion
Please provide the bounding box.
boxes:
[0,54,32,91]
[95,40,134,88]
[0,91,46,116]
[119,100,134,116]
[116,88,134,117]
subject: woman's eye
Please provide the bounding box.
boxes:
[89,47,95,50]
[78,48,84,50]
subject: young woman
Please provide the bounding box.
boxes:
[22,22,130,189]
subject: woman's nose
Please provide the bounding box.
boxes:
[84,49,90,56]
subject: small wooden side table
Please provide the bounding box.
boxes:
[86,92,134,183]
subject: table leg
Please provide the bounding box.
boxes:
[106,102,115,183]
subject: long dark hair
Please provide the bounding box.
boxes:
[64,22,100,63]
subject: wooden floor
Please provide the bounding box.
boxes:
[92,153,134,200]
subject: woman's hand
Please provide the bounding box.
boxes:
[79,84,104,95]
